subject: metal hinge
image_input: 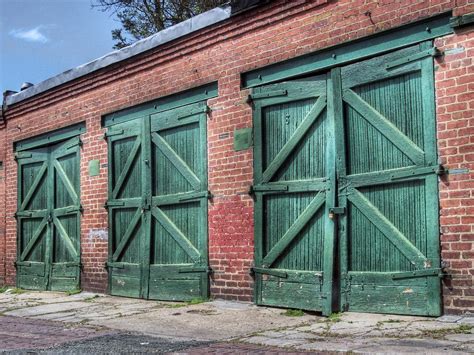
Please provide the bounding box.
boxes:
[14,211,33,219]
[176,105,210,120]
[178,190,213,202]
[385,47,442,70]
[450,13,474,28]
[249,184,288,195]
[250,267,288,278]
[65,137,83,150]
[391,268,447,280]
[179,266,213,274]
[104,129,124,139]
[66,205,83,214]
[437,165,470,176]
[247,89,288,102]
[14,152,32,161]
[104,201,125,208]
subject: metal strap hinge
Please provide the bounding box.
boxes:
[178,266,212,274]
[248,89,288,102]
[178,190,213,202]
[14,152,33,161]
[391,268,446,280]
[14,211,33,218]
[104,201,125,208]
[176,105,210,120]
[65,138,83,150]
[388,165,467,181]
[66,205,83,214]
[251,267,288,278]
[104,129,124,138]
[105,261,125,269]
[249,185,288,195]
[439,166,470,175]
[385,47,442,70]
[450,13,474,28]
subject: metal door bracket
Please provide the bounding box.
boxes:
[391,268,445,279]
[104,129,124,138]
[251,267,288,278]
[104,201,125,208]
[385,47,442,69]
[248,89,288,102]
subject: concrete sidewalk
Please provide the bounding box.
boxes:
[0,290,473,353]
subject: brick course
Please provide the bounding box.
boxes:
[0,0,473,313]
[0,124,5,285]
[435,24,474,315]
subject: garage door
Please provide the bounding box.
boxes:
[16,136,82,291]
[106,101,210,300]
[251,42,441,316]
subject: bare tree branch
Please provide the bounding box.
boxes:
[92,0,227,49]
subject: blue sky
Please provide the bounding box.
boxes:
[0,0,118,94]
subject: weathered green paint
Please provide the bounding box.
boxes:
[88,160,100,177]
[14,122,85,152]
[450,12,474,28]
[253,42,441,316]
[16,135,82,291]
[242,13,452,88]
[252,75,333,314]
[102,82,217,127]
[339,42,441,316]
[106,101,209,301]
[234,127,253,151]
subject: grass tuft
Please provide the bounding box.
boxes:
[282,309,305,317]
[84,295,99,302]
[327,312,342,322]
[66,289,82,296]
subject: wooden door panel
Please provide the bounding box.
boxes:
[50,139,81,291]
[149,102,209,301]
[107,102,209,301]
[16,150,50,290]
[252,76,335,314]
[16,136,81,291]
[107,121,145,298]
[338,42,441,316]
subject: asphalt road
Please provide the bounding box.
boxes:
[0,315,316,354]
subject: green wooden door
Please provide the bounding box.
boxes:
[337,43,441,316]
[107,119,147,298]
[16,137,81,291]
[252,42,441,316]
[251,75,336,315]
[149,102,209,301]
[107,102,209,300]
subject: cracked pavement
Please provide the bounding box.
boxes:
[0,290,473,354]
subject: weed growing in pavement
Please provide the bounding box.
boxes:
[66,289,82,296]
[282,309,305,317]
[327,312,342,322]
[84,295,100,302]
[163,298,208,308]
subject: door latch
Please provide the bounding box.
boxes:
[329,207,345,219]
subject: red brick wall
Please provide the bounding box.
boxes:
[0,124,5,285]
[0,0,473,312]
[435,25,474,314]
